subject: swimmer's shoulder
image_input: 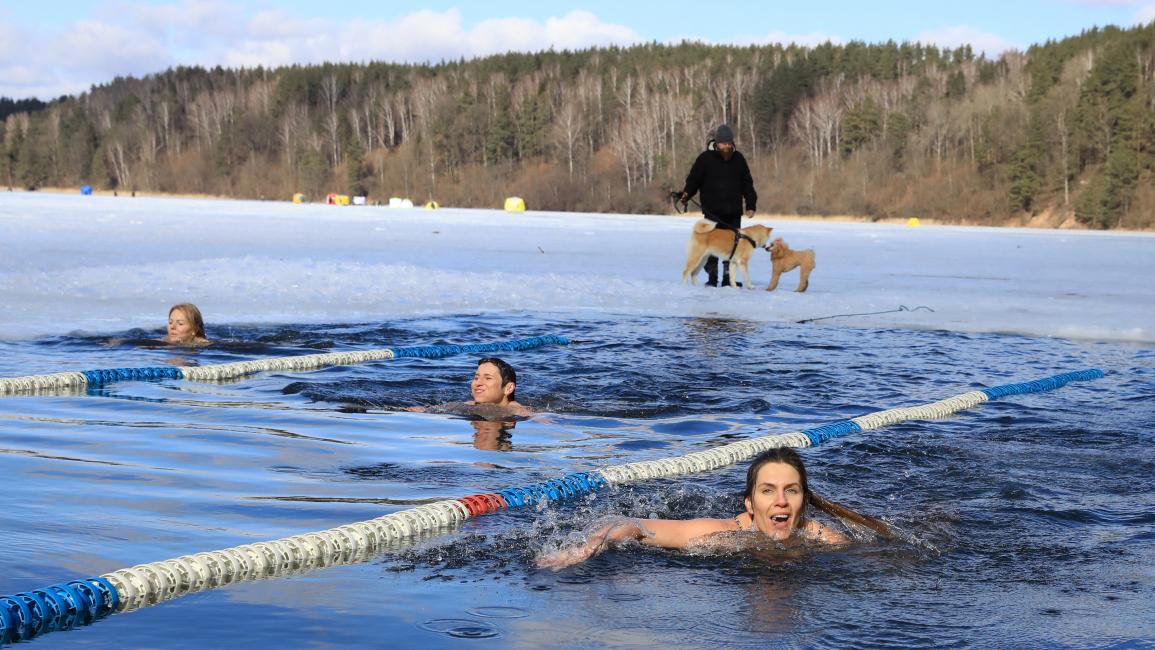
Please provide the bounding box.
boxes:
[504,401,532,417]
[802,518,850,545]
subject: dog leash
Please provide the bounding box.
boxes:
[797,305,936,324]
[668,191,761,260]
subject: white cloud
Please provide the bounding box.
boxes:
[0,20,27,61]
[113,0,247,44]
[180,7,641,67]
[0,7,643,100]
[915,25,1019,57]
[543,10,640,50]
[0,16,171,99]
[245,9,324,41]
[50,20,171,76]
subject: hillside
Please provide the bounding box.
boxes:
[2,24,1153,229]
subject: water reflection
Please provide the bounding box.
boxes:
[743,573,802,635]
[683,317,758,341]
[470,419,515,451]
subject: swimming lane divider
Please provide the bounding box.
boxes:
[0,368,1104,644]
[0,335,571,395]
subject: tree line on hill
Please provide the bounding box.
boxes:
[2,23,1152,229]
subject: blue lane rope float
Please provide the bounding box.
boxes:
[0,368,1104,645]
[82,367,185,385]
[0,335,570,395]
[0,579,118,645]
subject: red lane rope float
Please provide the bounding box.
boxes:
[457,493,508,516]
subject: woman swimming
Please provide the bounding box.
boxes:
[537,447,893,569]
[163,303,211,346]
[408,357,531,417]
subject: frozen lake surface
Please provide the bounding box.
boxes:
[1,192,1151,343]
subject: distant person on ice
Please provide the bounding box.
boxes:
[678,124,758,287]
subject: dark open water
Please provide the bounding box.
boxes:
[0,314,1152,648]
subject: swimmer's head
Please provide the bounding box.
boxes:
[472,357,517,404]
[168,303,206,342]
[742,447,810,539]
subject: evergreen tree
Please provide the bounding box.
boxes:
[14,120,50,189]
[1008,113,1045,212]
[945,70,967,99]
[842,99,882,155]
[0,121,12,189]
[345,137,368,197]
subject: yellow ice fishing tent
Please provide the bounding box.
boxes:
[504,197,526,212]
[292,193,306,204]
[425,200,439,209]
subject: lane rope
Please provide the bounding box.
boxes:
[0,368,1104,644]
[0,335,570,395]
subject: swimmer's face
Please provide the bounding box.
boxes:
[167,308,196,343]
[744,462,805,540]
[471,362,514,405]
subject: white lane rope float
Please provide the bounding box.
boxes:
[0,335,570,395]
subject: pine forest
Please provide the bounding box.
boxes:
[2,23,1153,229]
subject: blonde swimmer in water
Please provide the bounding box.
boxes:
[163,303,211,346]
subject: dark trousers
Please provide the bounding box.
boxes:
[704,214,741,286]
[704,257,732,286]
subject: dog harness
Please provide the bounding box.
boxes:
[716,225,764,261]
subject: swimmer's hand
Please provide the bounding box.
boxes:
[536,531,609,570]
[536,520,645,570]
[535,542,599,570]
[403,406,427,413]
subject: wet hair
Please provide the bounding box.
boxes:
[169,303,206,339]
[743,447,810,525]
[477,357,517,401]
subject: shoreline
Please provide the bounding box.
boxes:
[10,186,1135,232]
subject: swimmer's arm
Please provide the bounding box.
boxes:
[635,518,734,549]
[536,518,732,570]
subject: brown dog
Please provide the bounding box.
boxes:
[766,237,815,292]
[682,220,773,289]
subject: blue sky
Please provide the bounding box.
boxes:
[2,0,1151,100]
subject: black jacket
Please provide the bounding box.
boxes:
[681,149,757,229]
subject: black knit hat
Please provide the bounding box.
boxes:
[715,124,734,144]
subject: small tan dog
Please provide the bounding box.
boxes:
[766,237,815,292]
[682,219,773,289]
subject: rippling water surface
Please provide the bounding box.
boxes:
[1,314,1152,648]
